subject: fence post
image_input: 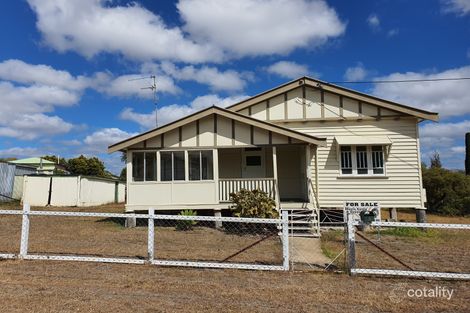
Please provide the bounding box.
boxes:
[19,203,30,259]
[346,212,356,275]
[281,210,289,271]
[147,208,155,263]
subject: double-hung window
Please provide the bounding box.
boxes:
[132,152,157,181]
[340,145,385,176]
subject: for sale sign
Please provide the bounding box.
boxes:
[344,201,381,224]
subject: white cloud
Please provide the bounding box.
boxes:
[367,14,380,31]
[28,0,345,62]
[451,146,466,153]
[0,147,40,158]
[441,0,470,16]
[0,114,73,140]
[344,63,368,81]
[83,128,138,153]
[372,66,470,117]
[421,120,470,144]
[0,81,78,140]
[179,0,345,57]
[0,59,92,91]
[158,62,248,91]
[121,94,248,129]
[387,28,399,37]
[97,73,180,98]
[266,61,310,79]
[27,0,222,63]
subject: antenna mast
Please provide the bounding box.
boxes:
[129,75,158,127]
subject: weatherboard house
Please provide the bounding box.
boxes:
[108,77,438,234]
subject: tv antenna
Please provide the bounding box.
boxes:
[129,75,158,127]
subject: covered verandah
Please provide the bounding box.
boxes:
[108,106,325,212]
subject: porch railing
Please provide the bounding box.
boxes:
[218,178,276,203]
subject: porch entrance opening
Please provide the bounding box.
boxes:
[218,146,308,203]
[277,145,308,202]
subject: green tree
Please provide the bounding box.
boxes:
[422,166,470,216]
[430,152,442,169]
[119,167,127,182]
[67,155,107,177]
[42,155,67,165]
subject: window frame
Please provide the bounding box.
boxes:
[151,149,215,183]
[160,151,185,182]
[339,145,386,177]
[188,150,214,181]
[132,151,157,182]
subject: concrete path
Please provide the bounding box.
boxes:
[290,237,331,267]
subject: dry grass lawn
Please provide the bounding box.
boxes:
[0,202,469,312]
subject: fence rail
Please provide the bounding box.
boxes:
[0,204,289,271]
[218,178,276,202]
[346,215,470,280]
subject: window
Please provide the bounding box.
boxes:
[132,152,156,182]
[372,146,384,174]
[340,146,352,175]
[160,151,185,181]
[246,156,261,166]
[132,152,144,181]
[356,146,368,175]
[161,152,172,181]
[340,145,386,176]
[189,150,213,180]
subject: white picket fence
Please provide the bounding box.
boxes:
[0,204,289,271]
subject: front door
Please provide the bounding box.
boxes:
[242,148,265,178]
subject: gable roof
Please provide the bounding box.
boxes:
[226,76,439,121]
[108,106,327,153]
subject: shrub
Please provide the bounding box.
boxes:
[229,189,278,218]
[175,209,198,231]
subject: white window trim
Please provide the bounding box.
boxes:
[158,149,215,182]
[339,145,386,177]
[131,151,158,182]
[188,150,215,181]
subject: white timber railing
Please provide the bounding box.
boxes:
[218,178,277,203]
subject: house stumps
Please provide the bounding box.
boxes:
[388,208,397,221]
[214,209,223,229]
[415,209,426,223]
[125,214,137,228]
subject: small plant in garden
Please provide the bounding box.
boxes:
[176,209,198,231]
[229,189,278,218]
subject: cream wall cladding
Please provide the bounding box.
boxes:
[288,118,424,209]
[239,86,403,122]
[128,112,317,150]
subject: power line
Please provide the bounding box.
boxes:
[327,77,470,84]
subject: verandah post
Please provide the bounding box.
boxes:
[147,208,155,263]
[19,203,30,259]
[281,210,289,271]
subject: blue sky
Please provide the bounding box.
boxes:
[0,0,469,174]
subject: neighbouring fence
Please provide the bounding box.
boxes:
[345,215,470,280]
[22,176,125,207]
[0,163,36,202]
[0,205,289,271]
